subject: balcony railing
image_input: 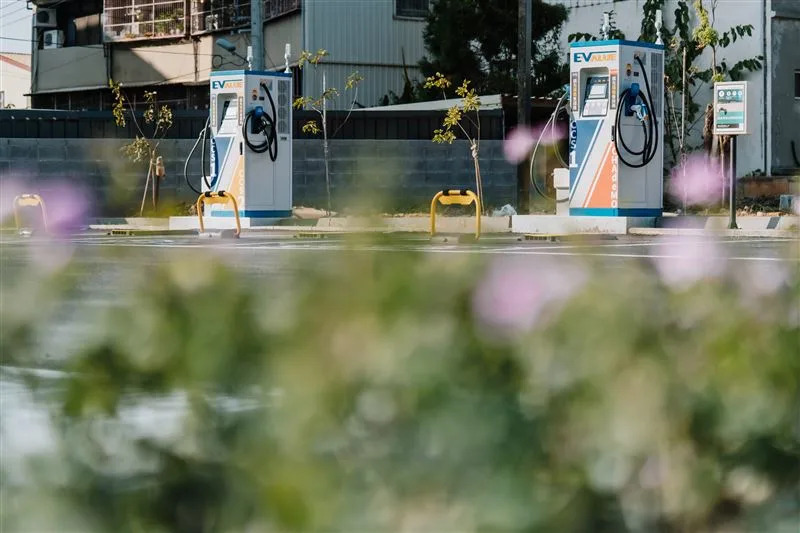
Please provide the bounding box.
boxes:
[191,0,251,34]
[264,0,300,21]
[103,0,186,42]
[102,0,301,41]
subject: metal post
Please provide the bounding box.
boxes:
[681,48,687,213]
[516,0,532,213]
[251,0,264,70]
[728,136,738,229]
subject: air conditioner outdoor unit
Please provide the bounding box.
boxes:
[43,29,64,49]
[34,8,57,29]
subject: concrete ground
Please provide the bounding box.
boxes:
[2,230,797,266]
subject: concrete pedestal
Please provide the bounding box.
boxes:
[511,215,657,235]
[168,216,288,231]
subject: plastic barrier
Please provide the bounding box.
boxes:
[13,194,47,233]
[196,191,241,238]
[430,189,481,240]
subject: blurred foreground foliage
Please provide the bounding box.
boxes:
[1,242,799,532]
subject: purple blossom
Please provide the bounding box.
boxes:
[651,237,726,289]
[472,257,587,339]
[668,154,725,206]
[1,179,90,234]
[0,178,27,224]
[40,182,91,235]
[503,122,565,164]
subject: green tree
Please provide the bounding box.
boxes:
[426,73,485,206]
[293,50,363,215]
[419,0,568,98]
[110,80,174,215]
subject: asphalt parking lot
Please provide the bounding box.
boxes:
[2,231,797,265]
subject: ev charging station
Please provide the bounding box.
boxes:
[567,40,664,217]
[201,70,293,227]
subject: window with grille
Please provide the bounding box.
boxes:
[103,0,186,42]
[264,0,301,21]
[191,0,251,34]
[396,0,429,19]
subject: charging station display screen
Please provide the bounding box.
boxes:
[217,97,239,135]
[588,78,608,98]
[582,76,609,117]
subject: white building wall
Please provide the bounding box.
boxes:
[547,0,770,175]
[0,54,31,109]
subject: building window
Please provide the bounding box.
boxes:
[265,0,301,21]
[795,70,800,99]
[191,0,251,35]
[103,0,186,42]
[396,0,429,19]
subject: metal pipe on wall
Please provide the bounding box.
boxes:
[251,0,264,70]
[516,0,532,213]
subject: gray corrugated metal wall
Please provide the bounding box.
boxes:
[264,14,303,70]
[304,0,426,64]
[302,63,419,109]
[302,0,426,108]
[771,15,800,172]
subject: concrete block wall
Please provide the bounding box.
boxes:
[293,140,517,211]
[0,138,204,216]
[0,138,518,216]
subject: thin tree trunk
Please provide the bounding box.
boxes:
[153,166,161,211]
[471,147,483,213]
[140,161,152,216]
[323,137,331,216]
[322,71,331,217]
[151,156,158,210]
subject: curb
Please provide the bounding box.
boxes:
[629,228,799,238]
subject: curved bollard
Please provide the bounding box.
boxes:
[13,194,48,234]
[430,189,481,240]
[196,191,241,238]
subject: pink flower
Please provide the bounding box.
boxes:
[472,257,587,338]
[1,179,90,234]
[40,182,91,235]
[651,237,726,289]
[0,178,27,224]
[504,126,536,164]
[668,154,725,206]
[503,122,566,164]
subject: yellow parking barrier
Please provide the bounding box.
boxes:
[196,191,241,237]
[430,189,481,240]
[13,194,47,233]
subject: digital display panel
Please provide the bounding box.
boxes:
[587,77,608,99]
[217,97,239,135]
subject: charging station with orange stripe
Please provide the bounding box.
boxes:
[568,40,664,217]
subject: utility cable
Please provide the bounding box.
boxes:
[183,118,211,195]
[529,92,570,203]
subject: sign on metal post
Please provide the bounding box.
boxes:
[713,81,748,135]
[713,81,750,230]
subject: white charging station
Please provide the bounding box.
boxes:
[567,40,664,217]
[204,70,293,226]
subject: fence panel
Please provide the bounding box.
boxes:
[0,108,524,140]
